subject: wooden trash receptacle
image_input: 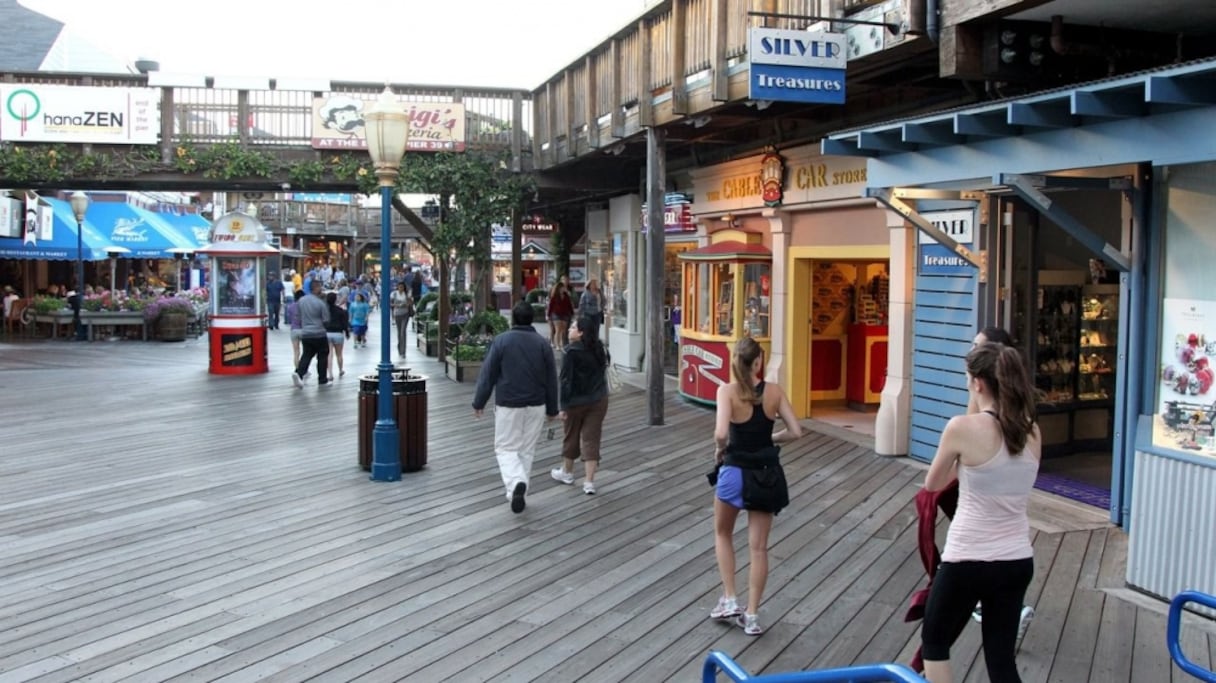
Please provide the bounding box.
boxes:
[357,369,427,473]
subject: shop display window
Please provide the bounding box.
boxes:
[712,263,734,336]
[743,263,771,338]
[609,234,628,330]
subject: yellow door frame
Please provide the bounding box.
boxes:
[785,245,890,418]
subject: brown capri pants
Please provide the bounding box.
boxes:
[561,396,609,461]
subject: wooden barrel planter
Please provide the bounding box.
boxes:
[158,312,189,341]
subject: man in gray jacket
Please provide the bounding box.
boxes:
[292,280,331,388]
[472,301,558,513]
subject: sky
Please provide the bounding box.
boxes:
[20,0,657,89]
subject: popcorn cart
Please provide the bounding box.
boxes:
[677,239,772,404]
[198,210,278,375]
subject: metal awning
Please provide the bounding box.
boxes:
[822,57,1216,163]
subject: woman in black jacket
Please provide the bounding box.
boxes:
[324,292,350,378]
[550,314,610,494]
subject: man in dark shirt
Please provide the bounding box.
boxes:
[472,301,558,513]
[265,272,285,330]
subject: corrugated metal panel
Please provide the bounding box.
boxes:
[1128,450,1216,617]
[909,270,975,463]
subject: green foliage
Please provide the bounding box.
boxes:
[550,229,569,279]
[452,343,489,362]
[462,309,509,337]
[525,288,548,304]
[32,296,66,314]
[416,291,439,312]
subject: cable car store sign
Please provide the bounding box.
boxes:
[748,28,847,105]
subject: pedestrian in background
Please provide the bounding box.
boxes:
[286,289,305,368]
[349,292,370,348]
[578,278,605,327]
[472,301,559,513]
[292,280,331,388]
[920,342,1040,683]
[550,314,610,494]
[710,336,802,636]
[547,276,574,351]
[390,281,414,359]
[325,291,350,378]
[265,272,284,330]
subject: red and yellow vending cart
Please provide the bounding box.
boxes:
[677,239,772,405]
[198,210,279,375]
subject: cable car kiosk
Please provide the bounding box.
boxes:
[198,210,278,375]
[677,237,772,405]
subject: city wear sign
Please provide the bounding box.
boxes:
[0,86,159,144]
[311,95,466,151]
[748,28,847,105]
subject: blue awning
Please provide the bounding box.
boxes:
[87,202,197,259]
[0,198,117,261]
[154,210,211,249]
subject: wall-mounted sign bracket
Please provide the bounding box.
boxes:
[746,11,902,35]
[868,187,983,270]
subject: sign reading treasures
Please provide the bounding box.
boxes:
[748,29,847,105]
[0,85,159,144]
[918,209,975,274]
[311,95,466,151]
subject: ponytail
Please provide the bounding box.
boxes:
[731,336,763,404]
[966,343,1037,454]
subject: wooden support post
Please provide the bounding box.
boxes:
[511,206,524,304]
[610,40,624,139]
[159,87,175,164]
[585,55,601,149]
[511,91,524,172]
[565,69,577,159]
[437,194,451,363]
[237,90,250,145]
[638,19,654,128]
[645,126,666,426]
[530,89,543,167]
[546,81,558,167]
[670,0,689,115]
[709,0,729,102]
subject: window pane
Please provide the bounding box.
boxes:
[609,234,628,329]
[697,262,711,334]
[743,263,771,337]
[714,262,734,336]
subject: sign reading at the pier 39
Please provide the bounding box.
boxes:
[748,28,847,105]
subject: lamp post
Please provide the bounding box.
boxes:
[69,191,90,341]
[363,85,409,483]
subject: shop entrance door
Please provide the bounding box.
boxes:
[1002,195,1124,511]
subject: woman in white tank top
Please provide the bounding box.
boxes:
[921,342,1042,683]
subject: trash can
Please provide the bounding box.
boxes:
[357,368,428,473]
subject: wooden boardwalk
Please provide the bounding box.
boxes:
[0,328,1213,682]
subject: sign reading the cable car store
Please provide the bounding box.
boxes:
[748,28,847,105]
[311,95,466,151]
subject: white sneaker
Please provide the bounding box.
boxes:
[1017,606,1034,640]
[583,481,596,495]
[550,468,574,485]
[710,596,742,620]
[291,372,303,389]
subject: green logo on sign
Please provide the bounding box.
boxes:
[5,89,40,121]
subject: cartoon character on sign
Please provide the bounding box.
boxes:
[319,96,365,136]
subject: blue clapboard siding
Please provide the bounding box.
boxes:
[910,268,977,463]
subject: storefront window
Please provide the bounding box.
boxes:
[713,262,733,336]
[743,263,771,338]
[1154,162,1216,456]
[609,234,628,329]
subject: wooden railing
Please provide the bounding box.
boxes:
[529,0,903,168]
[0,72,530,169]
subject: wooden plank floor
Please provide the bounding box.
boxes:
[0,328,1213,682]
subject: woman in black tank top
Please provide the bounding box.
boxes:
[707,337,803,636]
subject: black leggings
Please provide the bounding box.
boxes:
[922,558,1033,683]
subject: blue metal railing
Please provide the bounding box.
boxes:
[701,651,927,683]
[1168,590,1216,682]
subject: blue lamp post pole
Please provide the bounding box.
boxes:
[70,192,90,341]
[364,86,409,482]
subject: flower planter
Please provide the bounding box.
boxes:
[158,311,189,341]
[445,360,482,383]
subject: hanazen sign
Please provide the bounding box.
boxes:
[748,29,846,105]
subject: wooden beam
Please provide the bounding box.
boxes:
[942,0,1053,27]
[670,0,689,115]
[1145,76,1216,106]
[610,39,624,138]
[531,88,542,166]
[390,195,434,244]
[1071,90,1145,118]
[585,55,600,149]
[709,0,728,102]
[237,90,250,145]
[511,91,523,172]
[565,69,576,160]
[159,87,175,164]
[546,81,557,167]
[1007,102,1075,129]
[638,19,655,128]
[902,122,963,146]
[939,24,985,80]
[645,126,666,425]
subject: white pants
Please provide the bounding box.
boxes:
[493,405,547,499]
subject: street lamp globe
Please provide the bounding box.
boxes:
[364,86,410,186]
[69,191,89,222]
[364,85,409,483]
